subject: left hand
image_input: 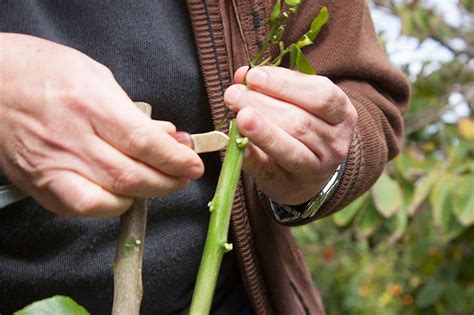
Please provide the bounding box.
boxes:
[224,66,358,205]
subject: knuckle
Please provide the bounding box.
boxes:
[331,141,349,162]
[291,113,312,139]
[318,86,347,117]
[113,166,141,193]
[345,105,358,128]
[95,63,114,78]
[124,126,151,155]
[161,121,176,133]
[60,80,86,105]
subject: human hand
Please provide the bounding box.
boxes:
[224,66,357,205]
[0,33,204,217]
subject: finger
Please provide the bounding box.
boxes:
[236,107,320,174]
[241,141,282,182]
[89,95,204,179]
[234,66,249,84]
[31,170,133,217]
[245,66,352,125]
[225,83,329,158]
[77,135,190,197]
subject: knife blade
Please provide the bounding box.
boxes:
[175,131,229,154]
[0,185,28,209]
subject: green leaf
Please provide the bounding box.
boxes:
[296,34,314,49]
[294,45,316,75]
[406,171,440,216]
[416,281,445,308]
[284,0,301,6]
[268,0,281,23]
[289,44,297,70]
[387,208,408,244]
[14,296,90,315]
[355,202,384,239]
[371,172,402,218]
[333,192,369,226]
[306,6,329,41]
[430,174,465,238]
[431,174,454,228]
[452,176,474,226]
[443,282,467,312]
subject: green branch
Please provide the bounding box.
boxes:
[189,120,247,314]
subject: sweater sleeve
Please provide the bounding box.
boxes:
[280,0,410,222]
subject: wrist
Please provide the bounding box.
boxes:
[269,160,346,223]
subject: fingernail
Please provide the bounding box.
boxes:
[224,85,242,105]
[247,69,268,86]
[174,131,194,149]
[244,111,261,132]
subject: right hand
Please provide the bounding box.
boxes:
[0,33,204,217]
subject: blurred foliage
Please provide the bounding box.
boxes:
[294,0,474,314]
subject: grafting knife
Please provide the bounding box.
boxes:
[0,130,229,209]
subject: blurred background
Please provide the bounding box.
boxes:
[293,0,474,314]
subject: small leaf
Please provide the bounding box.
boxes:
[387,208,408,244]
[267,0,281,23]
[443,283,467,312]
[452,176,474,226]
[305,6,330,41]
[355,202,384,239]
[416,281,445,308]
[430,174,465,238]
[289,44,297,70]
[14,296,90,315]
[430,174,454,228]
[333,192,369,226]
[371,172,403,218]
[294,45,316,75]
[296,34,314,49]
[284,0,301,6]
[406,171,440,216]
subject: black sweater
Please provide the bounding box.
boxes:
[0,1,247,314]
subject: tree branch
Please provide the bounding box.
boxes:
[112,102,152,315]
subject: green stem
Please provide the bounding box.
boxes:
[189,120,247,315]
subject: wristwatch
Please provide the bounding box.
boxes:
[269,161,346,223]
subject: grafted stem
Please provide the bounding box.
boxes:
[112,102,151,315]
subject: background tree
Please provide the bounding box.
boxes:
[294,0,474,314]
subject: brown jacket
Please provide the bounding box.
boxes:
[186,0,410,314]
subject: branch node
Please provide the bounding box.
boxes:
[235,137,249,149]
[207,200,215,212]
[223,243,233,253]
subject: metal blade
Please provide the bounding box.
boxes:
[191,131,229,153]
[0,185,28,209]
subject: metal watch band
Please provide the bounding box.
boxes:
[269,161,346,223]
